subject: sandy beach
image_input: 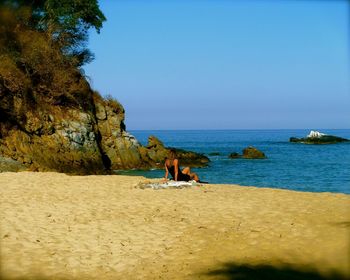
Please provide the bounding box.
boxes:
[0,172,349,279]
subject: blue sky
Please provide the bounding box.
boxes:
[84,0,350,130]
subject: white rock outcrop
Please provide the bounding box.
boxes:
[307,131,326,138]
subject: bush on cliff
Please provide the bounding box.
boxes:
[0,1,106,111]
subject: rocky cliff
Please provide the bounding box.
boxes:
[0,82,209,174]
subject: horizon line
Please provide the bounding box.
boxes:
[128,128,350,131]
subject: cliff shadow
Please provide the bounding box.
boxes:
[204,262,349,280]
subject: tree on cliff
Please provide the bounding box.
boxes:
[0,0,106,112]
[0,0,106,66]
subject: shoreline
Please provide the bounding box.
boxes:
[1,172,349,279]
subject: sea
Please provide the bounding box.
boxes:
[118,129,350,194]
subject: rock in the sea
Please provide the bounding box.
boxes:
[138,136,210,168]
[290,130,349,144]
[242,146,266,159]
[228,147,266,159]
[208,152,220,156]
[174,147,210,167]
[228,152,240,159]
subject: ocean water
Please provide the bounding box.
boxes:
[120,129,350,194]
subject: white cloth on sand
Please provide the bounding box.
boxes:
[139,180,200,190]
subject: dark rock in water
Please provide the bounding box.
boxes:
[290,131,349,144]
[229,147,266,159]
[174,148,210,167]
[242,146,266,159]
[209,152,220,156]
[228,152,240,159]
[289,137,300,143]
[138,136,209,168]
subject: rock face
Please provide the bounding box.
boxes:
[290,131,349,144]
[94,98,144,170]
[0,90,208,173]
[229,147,267,159]
[0,156,27,172]
[0,104,106,174]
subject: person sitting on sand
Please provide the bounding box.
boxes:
[164,149,200,182]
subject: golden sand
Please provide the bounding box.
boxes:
[1,172,349,279]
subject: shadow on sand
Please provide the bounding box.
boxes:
[205,263,349,280]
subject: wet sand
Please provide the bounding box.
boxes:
[1,172,349,279]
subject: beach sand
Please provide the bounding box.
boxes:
[0,172,349,279]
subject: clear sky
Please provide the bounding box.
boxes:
[84,0,350,130]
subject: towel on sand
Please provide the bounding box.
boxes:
[138,180,200,190]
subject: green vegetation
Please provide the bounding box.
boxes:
[0,0,106,65]
[0,0,106,132]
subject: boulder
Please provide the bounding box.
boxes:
[138,136,210,168]
[174,148,210,167]
[242,146,266,159]
[290,130,349,144]
[229,147,266,159]
[229,152,240,159]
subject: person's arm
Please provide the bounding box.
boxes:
[164,165,169,180]
[174,159,179,181]
[164,160,169,181]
